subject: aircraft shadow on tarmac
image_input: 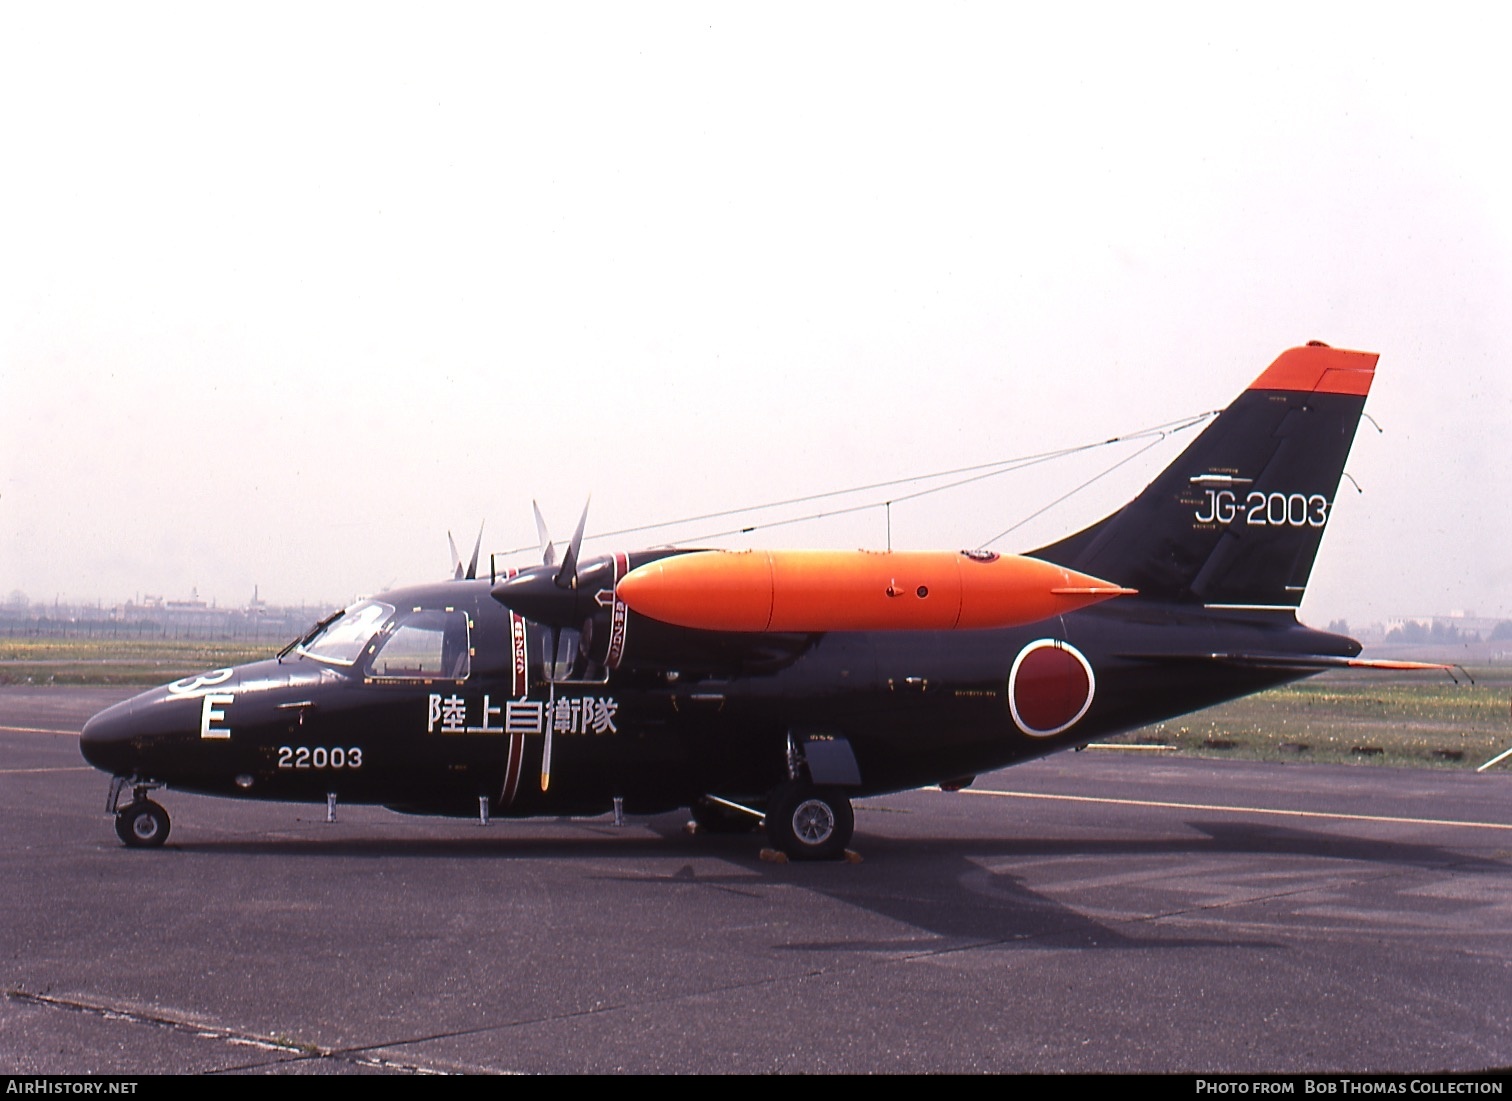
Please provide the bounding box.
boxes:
[149,811,1499,867]
[670,819,1508,953]
[156,830,1223,952]
[151,811,1508,953]
[647,814,1506,952]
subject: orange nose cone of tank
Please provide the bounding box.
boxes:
[615,552,778,631]
[616,550,1133,632]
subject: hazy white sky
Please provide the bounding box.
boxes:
[2,4,1508,628]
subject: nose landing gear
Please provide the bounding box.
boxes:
[115,800,170,847]
[107,777,171,848]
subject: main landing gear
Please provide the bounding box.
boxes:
[764,781,854,862]
[690,782,856,860]
[689,796,761,835]
[108,777,170,848]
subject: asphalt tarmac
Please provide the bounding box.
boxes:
[3,686,1510,1075]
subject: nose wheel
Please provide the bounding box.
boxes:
[114,799,170,848]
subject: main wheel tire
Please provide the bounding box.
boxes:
[115,799,170,848]
[690,797,760,834]
[765,782,853,861]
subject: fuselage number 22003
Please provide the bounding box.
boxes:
[1194,490,1328,528]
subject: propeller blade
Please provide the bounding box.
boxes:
[447,531,464,581]
[525,500,587,792]
[540,692,554,791]
[532,500,557,567]
[466,521,484,581]
[540,628,562,792]
[555,495,591,590]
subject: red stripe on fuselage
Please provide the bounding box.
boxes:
[606,552,630,669]
[501,566,527,810]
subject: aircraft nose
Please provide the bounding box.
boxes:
[81,669,249,778]
[80,696,143,775]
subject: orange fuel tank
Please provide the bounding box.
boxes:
[614,549,1134,632]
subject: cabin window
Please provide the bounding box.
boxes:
[368,609,471,681]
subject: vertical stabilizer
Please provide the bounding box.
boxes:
[1031,343,1377,610]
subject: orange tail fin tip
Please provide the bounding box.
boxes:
[1250,343,1377,396]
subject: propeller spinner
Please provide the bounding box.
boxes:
[491,498,593,625]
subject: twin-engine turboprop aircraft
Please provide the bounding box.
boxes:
[82,343,1428,858]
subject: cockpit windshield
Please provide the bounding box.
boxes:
[296,599,396,666]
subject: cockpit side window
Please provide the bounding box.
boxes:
[367,608,471,681]
[298,600,396,666]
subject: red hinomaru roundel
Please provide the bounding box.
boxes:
[1007,639,1095,737]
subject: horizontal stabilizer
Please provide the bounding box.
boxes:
[1128,652,1452,673]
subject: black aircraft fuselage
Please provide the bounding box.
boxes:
[81,343,1393,858]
